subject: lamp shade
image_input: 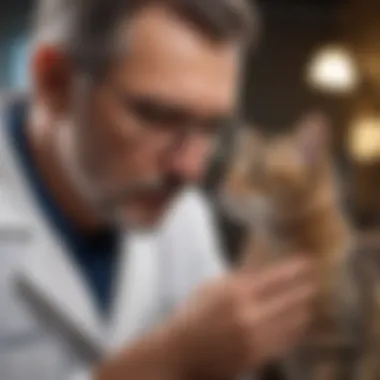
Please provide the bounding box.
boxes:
[348,116,380,163]
[306,46,359,94]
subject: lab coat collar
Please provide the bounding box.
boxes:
[0,100,106,358]
[0,98,172,359]
[107,231,162,350]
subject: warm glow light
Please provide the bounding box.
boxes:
[348,117,380,163]
[306,46,359,94]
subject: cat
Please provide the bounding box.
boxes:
[219,114,360,380]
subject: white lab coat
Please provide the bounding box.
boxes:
[0,99,227,380]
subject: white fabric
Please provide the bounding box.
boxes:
[0,100,227,380]
[69,369,93,380]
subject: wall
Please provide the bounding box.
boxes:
[245,2,344,130]
[0,0,33,91]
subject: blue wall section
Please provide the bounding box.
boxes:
[0,1,33,91]
[0,34,31,91]
[9,36,30,90]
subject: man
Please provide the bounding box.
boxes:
[0,0,316,379]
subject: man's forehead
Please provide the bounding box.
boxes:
[111,5,240,114]
[126,4,241,64]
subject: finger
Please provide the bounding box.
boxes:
[254,282,316,323]
[254,297,313,350]
[251,257,316,297]
[270,308,312,355]
[269,315,311,359]
[249,307,311,364]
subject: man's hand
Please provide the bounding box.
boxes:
[170,257,316,378]
[96,257,316,380]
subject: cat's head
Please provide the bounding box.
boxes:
[219,114,332,225]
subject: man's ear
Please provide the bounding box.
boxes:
[294,112,331,165]
[32,45,72,116]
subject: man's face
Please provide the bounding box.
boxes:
[66,5,240,228]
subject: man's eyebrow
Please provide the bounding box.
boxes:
[129,95,192,116]
[116,89,193,116]
[116,89,235,123]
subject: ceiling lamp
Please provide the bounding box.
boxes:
[348,116,380,163]
[306,45,359,94]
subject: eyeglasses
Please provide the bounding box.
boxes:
[110,85,237,151]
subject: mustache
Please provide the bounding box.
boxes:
[97,175,183,210]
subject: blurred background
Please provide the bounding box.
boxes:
[2,0,380,256]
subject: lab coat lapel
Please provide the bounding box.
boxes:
[0,112,105,359]
[107,192,190,351]
[15,237,105,360]
[108,231,162,350]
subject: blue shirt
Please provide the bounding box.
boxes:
[7,101,120,315]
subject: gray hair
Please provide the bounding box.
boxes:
[34,0,260,79]
[33,0,76,47]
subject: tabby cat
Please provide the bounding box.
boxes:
[219,115,364,380]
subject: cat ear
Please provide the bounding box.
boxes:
[295,112,330,164]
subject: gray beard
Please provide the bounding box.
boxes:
[53,119,107,217]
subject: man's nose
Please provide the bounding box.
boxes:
[166,135,211,183]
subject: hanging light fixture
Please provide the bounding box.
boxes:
[306,45,359,94]
[348,116,380,163]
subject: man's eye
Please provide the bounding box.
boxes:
[130,101,187,127]
[204,117,233,136]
